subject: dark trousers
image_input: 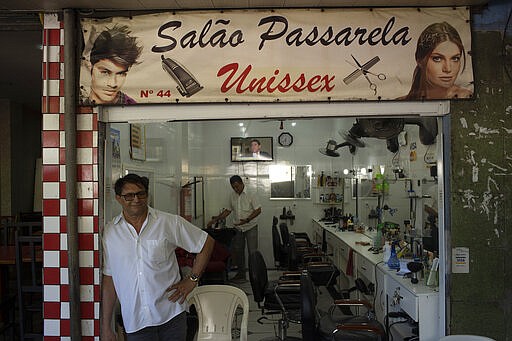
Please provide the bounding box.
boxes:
[126,311,187,341]
[231,225,258,274]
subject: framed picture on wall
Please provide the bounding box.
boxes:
[130,123,146,161]
[110,128,121,182]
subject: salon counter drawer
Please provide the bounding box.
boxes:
[386,279,419,321]
[357,255,375,284]
[326,231,350,259]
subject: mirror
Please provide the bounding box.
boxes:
[269,165,312,200]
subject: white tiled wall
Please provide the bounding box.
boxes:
[108,117,438,265]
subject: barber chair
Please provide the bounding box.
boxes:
[177,228,236,285]
[288,233,322,268]
[201,241,231,284]
[300,271,387,341]
[248,250,303,340]
[272,217,289,269]
[279,222,311,248]
[176,240,231,285]
[204,227,236,248]
[279,222,322,268]
[288,233,340,289]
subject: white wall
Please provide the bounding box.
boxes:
[105,117,438,266]
[107,122,182,220]
[346,124,440,233]
[186,117,438,265]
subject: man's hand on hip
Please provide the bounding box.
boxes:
[166,278,197,304]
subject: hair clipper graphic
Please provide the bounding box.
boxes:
[161,55,203,97]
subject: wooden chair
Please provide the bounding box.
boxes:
[0,216,16,246]
[0,215,17,335]
[16,211,43,238]
[17,212,42,223]
[14,221,43,239]
[0,294,15,340]
[15,230,43,340]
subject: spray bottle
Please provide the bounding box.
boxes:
[388,241,400,270]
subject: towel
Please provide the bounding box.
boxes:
[346,248,354,276]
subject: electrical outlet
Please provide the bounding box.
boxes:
[424,152,436,164]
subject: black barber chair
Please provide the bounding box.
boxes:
[279,222,311,248]
[248,250,303,340]
[300,271,386,341]
[272,217,289,269]
[288,233,340,288]
[204,227,236,248]
[279,221,320,270]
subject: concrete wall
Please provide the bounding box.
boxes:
[0,99,12,216]
[449,27,512,341]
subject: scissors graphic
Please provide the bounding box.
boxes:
[343,55,386,95]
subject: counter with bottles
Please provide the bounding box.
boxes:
[312,219,441,340]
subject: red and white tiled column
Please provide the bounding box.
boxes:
[42,13,100,340]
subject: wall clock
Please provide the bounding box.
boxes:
[278,132,293,147]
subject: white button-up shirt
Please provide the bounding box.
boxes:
[103,207,207,333]
[229,189,261,232]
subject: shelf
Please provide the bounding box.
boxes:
[313,184,344,207]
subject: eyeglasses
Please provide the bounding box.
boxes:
[120,191,148,201]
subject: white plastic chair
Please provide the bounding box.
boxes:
[440,335,496,341]
[187,284,249,341]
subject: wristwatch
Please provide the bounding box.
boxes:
[188,273,200,282]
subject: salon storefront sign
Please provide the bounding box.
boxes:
[79,7,473,105]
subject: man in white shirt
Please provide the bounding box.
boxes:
[206,175,261,281]
[101,174,214,340]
